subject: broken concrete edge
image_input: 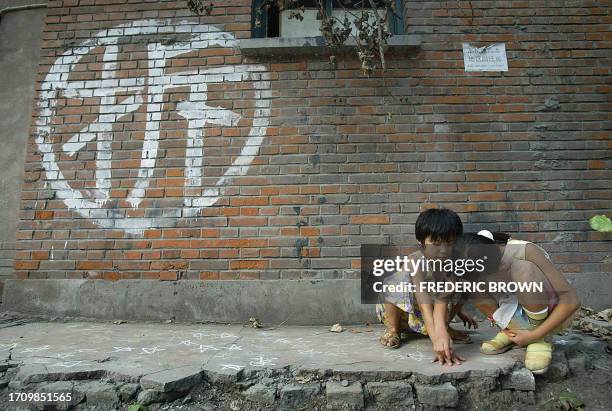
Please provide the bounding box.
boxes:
[2,329,602,391]
[1,361,589,409]
[1,344,599,409]
[7,361,520,389]
[239,34,421,57]
[3,346,595,391]
[2,364,530,409]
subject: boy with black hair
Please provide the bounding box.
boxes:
[377,208,476,366]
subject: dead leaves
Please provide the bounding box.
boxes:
[249,317,262,328]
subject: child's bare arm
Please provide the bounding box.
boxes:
[449,302,478,329]
[433,301,449,338]
[411,266,436,339]
[432,301,464,364]
[524,243,581,339]
[411,261,463,364]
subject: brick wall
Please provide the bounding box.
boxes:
[12,0,611,282]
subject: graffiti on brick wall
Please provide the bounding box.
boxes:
[35,19,271,235]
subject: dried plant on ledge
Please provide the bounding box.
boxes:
[188,0,400,77]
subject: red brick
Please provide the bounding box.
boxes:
[31,251,49,260]
[14,261,40,270]
[159,271,178,281]
[350,215,390,225]
[35,211,54,220]
[200,271,220,280]
[77,261,112,270]
[7,0,607,284]
[229,260,267,270]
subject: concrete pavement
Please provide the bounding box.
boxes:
[0,315,604,410]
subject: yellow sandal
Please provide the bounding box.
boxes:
[525,338,552,374]
[480,331,515,354]
[524,308,553,374]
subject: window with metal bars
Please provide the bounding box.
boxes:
[251,0,405,38]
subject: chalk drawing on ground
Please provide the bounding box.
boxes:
[249,355,277,367]
[198,345,220,353]
[0,343,18,350]
[52,360,91,368]
[213,352,231,359]
[140,347,166,355]
[54,353,76,359]
[220,364,244,371]
[21,345,51,353]
[111,347,134,352]
[297,348,324,357]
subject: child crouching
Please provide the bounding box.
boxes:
[451,230,581,374]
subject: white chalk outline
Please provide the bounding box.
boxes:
[198,345,220,353]
[220,364,244,371]
[21,345,50,353]
[52,360,91,368]
[111,346,134,352]
[140,346,166,355]
[249,355,277,367]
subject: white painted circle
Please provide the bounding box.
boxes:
[35,19,270,235]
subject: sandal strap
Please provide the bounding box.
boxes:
[384,331,400,338]
[483,331,512,349]
[381,330,400,343]
[483,339,508,350]
[526,347,552,353]
[526,341,552,353]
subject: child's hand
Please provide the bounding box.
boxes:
[434,350,465,366]
[432,330,464,365]
[457,310,478,329]
[504,329,536,347]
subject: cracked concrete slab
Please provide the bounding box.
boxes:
[0,318,608,410]
[0,320,521,383]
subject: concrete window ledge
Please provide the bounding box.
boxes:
[239,35,421,58]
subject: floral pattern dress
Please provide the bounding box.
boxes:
[374,255,428,335]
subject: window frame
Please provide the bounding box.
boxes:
[251,0,405,39]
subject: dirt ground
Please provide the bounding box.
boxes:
[532,351,612,411]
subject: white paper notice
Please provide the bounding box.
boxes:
[462,43,508,72]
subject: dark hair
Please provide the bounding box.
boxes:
[415,208,463,244]
[451,232,511,276]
